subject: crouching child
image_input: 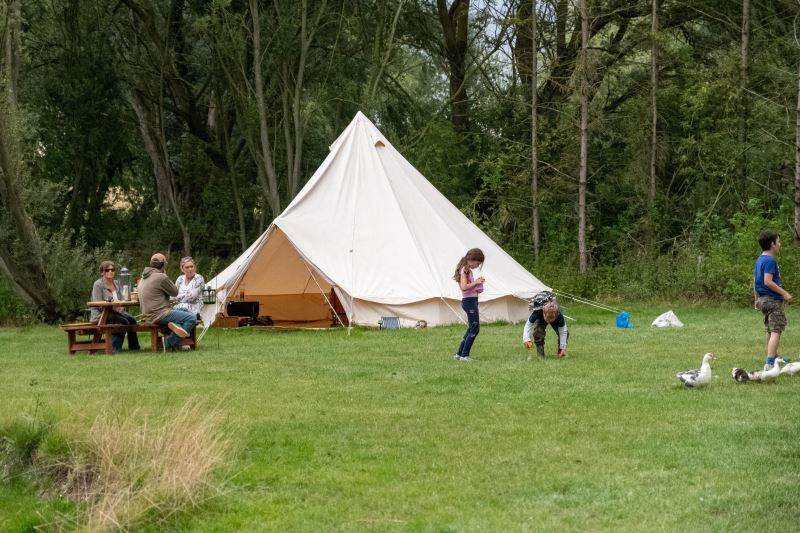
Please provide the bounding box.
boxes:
[523,291,568,359]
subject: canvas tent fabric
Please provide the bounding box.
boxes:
[201,111,549,329]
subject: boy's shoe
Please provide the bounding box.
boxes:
[167,322,190,338]
[453,353,461,360]
[457,356,472,362]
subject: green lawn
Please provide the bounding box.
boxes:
[1,304,799,531]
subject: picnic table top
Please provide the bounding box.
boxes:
[87,300,138,307]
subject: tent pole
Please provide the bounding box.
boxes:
[440,296,467,325]
[302,260,348,330]
[347,293,354,336]
[196,277,218,343]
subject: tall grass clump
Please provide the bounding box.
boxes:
[0,411,55,483]
[0,399,230,530]
[78,399,230,530]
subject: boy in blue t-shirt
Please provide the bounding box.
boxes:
[754,230,793,365]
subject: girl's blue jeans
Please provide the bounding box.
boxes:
[457,297,480,357]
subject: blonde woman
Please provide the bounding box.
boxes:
[174,256,205,318]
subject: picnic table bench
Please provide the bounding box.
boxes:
[61,301,197,354]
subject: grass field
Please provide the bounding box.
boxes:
[1,304,799,531]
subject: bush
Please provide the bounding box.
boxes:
[526,198,798,307]
[0,277,35,325]
[41,229,127,321]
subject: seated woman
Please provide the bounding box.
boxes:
[174,256,205,319]
[90,260,140,353]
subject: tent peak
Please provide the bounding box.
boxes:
[349,111,388,147]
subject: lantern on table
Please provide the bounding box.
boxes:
[118,267,132,301]
[203,285,216,305]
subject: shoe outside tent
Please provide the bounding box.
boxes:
[200,112,549,331]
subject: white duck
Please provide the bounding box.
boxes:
[676,353,714,388]
[732,357,785,383]
[780,360,800,375]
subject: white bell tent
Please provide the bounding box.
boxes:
[200,112,549,329]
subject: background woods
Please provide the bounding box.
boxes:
[2,0,800,321]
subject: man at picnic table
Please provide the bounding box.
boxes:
[138,253,197,351]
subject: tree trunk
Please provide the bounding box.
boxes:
[0,2,61,321]
[436,0,471,134]
[0,131,60,321]
[3,0,20,107]
[0,253,36,307]
[250,0,282,220]
[530,0,540,262]
[127,90,191,255]
[277,0,326,198]
[227,168,247,252]
[367,0,405,103]
[290,0,310,197]
[281,64,295,196]
[649,0,658,205]
[217,94,248,252]
[794,62,800,244]
[578,0,589,273]
[739,0,750,184]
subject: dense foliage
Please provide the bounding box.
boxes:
[1,0,799,321]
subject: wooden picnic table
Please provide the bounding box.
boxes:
[62,300,197,354]
[87,300,138,326]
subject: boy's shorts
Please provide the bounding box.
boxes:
[757,296,787,333]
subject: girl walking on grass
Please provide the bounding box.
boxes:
[453,248,485,362]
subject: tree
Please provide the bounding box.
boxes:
[530,0,540,262]
[277,0,329,198]
[739,0,750,183]
[112,0,197,254]
[127,88,191,255]
[249,0,282,220]
[578,0,589,273]
[435,0,471,134]
[795,61,800,244]
[0,0,61,321]
[650,0,658,205]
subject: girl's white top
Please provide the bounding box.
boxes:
[175,274,205,316]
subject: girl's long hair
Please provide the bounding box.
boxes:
[453,248,485,281]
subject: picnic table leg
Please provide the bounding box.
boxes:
[89,307,110,355]
[150,328,159,352]
[67,330,77,354]
[89,330,103,354]
[104,331,114,354]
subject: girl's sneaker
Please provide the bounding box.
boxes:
[457,356,472,362]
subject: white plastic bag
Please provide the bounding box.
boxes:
[651,310,684,328]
